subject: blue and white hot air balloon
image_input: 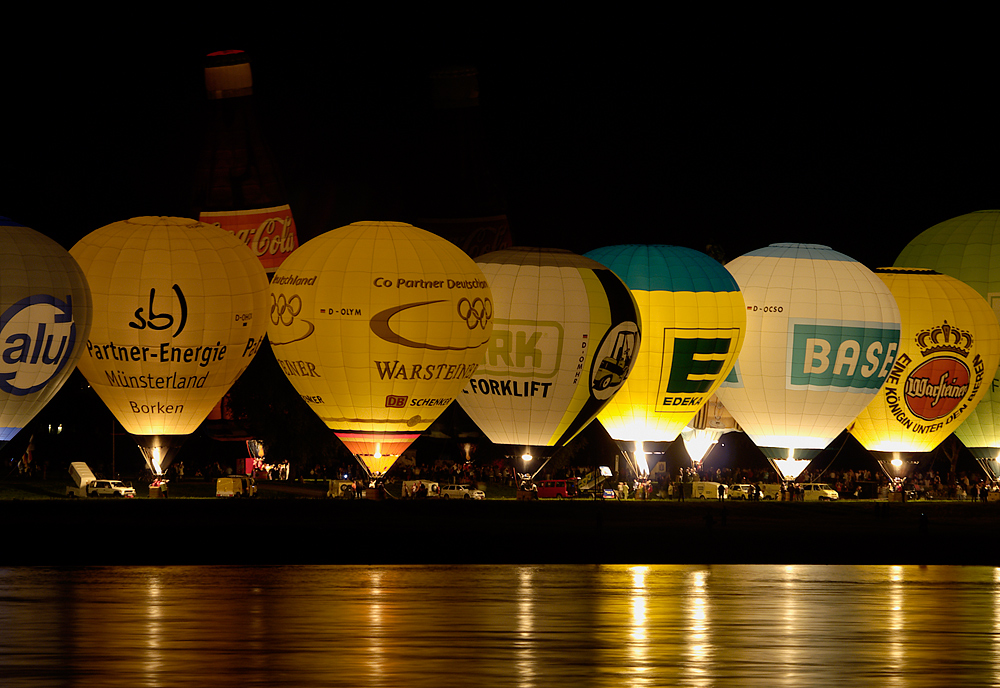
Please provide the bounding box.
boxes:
[0,218,92,450]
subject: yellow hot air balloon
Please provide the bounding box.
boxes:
[893,210,1000,477]
[456,247,640,455]
[849,268,1000,463]
[0,218,92,449]
[70,217,270,474]
[267,221,493,480]
[715,244,902,481]
[583,245,746,474]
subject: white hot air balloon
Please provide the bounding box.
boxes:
[0,217,92,451]
[456,247,640,472]
[715,243,902,481]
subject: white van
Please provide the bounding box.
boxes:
[800,483,839,501]
[690,481,727,499]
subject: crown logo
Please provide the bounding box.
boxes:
[915,320,973,358]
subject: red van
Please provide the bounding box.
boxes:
[536,479,579,499]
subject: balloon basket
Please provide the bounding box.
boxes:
[366,485,385,501]
[149,485,168,499]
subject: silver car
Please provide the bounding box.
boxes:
[440,484,485,500]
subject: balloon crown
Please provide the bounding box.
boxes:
[916,320,973,358]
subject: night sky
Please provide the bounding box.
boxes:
[4,25,998,270]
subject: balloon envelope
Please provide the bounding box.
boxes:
[893,210,1000,458]
[267,221,493,477]
[456,247,640,447]
[849,268,1000,454]
[715,243,901,457]
[71,217,269,470]
[0,218,92,446]
[583,245,746,444]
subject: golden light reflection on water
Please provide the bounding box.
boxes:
[516,565,535,688]
[3,565,1000,687]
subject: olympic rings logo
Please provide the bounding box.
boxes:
[458,297,493,330]
[270,293,302,326]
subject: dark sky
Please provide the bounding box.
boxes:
[3,24,998,271]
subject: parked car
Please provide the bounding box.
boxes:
[440,484,485,500]
[728,484,754,500]
[88,479,136,498]
[801,483,839,501]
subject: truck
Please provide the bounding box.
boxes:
[688,481,727,499]
[578,466,613,496]
[66,462,137,498]
[216,475,257,498]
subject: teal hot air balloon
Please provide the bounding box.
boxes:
[584,245,746,474]
[0,218,92,450]
[894,210,1000,476]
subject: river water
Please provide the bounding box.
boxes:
[2,564,998,687]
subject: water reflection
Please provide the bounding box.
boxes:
[2,565,1000,686]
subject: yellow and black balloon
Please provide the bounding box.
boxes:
[267,221,494,479]
[456,247,640,449]
[583,245,746,454]
[71,217,270,474]
[0,218,92,448]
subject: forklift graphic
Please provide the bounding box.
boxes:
[593,329,637,392]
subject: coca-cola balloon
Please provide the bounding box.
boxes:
[267,221,493,479]
[0,218,92,448]
[70,217,269,473]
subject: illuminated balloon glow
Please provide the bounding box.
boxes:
[893,210,1000,472]
[680,395,740,465]
[456,248,640,451]
[267,221,493,479]
[71,217,269,474]
[0,218,92,447]
[849,268,1000,458]
[714,244,901,480]
[583,245,746,472]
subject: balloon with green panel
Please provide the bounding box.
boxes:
[894,210,1000,466]
[457,248,640,449]
[582,245,746,455]
[714,243,901,480]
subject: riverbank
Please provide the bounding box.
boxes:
[2,483,999,565]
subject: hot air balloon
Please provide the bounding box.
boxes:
[455,247,640,472]
[583,245,746,476]
[893,210,1000,478]
[0,218,92,452]
[714,243,901,481]
[70,216,270,475]
[848,268,1000,479]
[266,221,493,484]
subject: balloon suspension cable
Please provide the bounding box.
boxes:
[529,455,554,481]
[813,433,849,482]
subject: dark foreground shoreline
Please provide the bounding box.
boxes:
[4,497,1000,566]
